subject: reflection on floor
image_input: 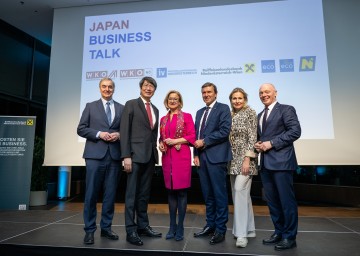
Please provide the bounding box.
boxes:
[0,199,359,256]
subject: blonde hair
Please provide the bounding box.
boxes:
[229,87,249,112]
[163,90,183,110]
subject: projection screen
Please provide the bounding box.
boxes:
[44,0,360,166]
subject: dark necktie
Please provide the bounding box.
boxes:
[146,102,153,129]
[199,107,210,139]
[261,107,268,133]
[106,102,112,125]
[260,107,268,169]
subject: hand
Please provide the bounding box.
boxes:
[164,138,177,146]
[123,157,132,173]
[194,139,205,149]
[241,157,250,175]
[261,141,272,152]
[193,156,200,166]
[254,141,263,152]
[254,141,272,152]
[100,131,112,141]
[108,132,120,142]
[158,142,166,152]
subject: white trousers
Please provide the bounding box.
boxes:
[230,174,255,237]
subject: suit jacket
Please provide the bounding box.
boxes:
[257,102,301,170]
[194,101,232,164]
[77,99,124,160]
[120,97,159,164]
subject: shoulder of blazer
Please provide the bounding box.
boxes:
[91,99,102,106]
[113,100,124,108]
[273,102,287,114]
[213,101,228,110]
[94,99,104,110]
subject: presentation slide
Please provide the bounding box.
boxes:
[79,0,332,140]
[44,0,360,166]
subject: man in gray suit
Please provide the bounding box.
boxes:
[120,76,162,246]
[77,77,124,245]
[254,83,301,251]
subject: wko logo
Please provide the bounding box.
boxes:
[299,56,316,71]
[120,69,152,79]
[86,71,108,80]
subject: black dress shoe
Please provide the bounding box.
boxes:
[275,239,297,251]
[262,233,282,245]
[194,226,215,237]
[101,229,119,240]
[83,232,94,245]
[209,232,225,245]
[126,231,143,246]
[138,226,162,237]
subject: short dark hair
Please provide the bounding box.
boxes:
[139,76,157,90]
[201,82,217,94]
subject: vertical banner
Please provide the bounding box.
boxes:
[0,116,36,210]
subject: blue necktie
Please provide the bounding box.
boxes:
[106,102,112,125]
[199,107,210,139]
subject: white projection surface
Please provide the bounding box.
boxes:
[45,0,360,166]
[80,0,332,140]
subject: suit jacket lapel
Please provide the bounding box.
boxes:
[96,99,109,125]
[137,97,152,129]
[266,102,279,124]
[203,102,217,132]
[207,102,218,120]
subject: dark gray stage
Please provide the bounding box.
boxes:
[0,210,359,256]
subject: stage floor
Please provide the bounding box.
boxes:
[0,203,359,256]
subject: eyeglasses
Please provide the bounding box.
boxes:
[168,98,179,102]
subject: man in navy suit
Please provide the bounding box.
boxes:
[77,77,124,245]
[254,83,301,251]
[193,82,232,245]
[120,76,162,246]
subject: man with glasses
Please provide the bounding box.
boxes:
[120,76,162,246]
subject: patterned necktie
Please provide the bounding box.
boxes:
[199,107,210,139]
[145,102,153,129]
[106,101,112,125]
[261,107,268,133]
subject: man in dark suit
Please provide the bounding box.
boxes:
[193,82,232,245]
[120,76,162,246]
[77,77,124,245]
[254,83,301,251]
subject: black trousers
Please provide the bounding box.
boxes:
[124,158,155,233]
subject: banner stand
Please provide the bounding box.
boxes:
[0,116,36,210]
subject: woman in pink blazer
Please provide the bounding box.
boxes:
[159,90,196,241]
